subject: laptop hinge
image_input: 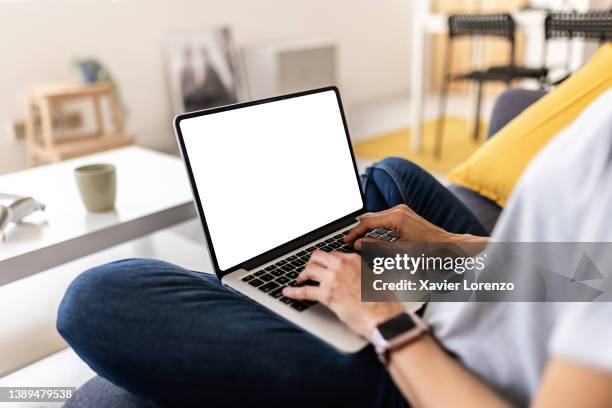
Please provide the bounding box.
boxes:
[240,215,360,271]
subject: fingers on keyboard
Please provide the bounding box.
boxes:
[241,231,357,311]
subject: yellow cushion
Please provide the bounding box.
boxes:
[448,44,612,207]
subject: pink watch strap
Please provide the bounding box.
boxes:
[371,311,428,365]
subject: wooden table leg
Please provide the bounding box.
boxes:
[93,95,105,136]
[410,18,426,154]
[39,97,57,162]
[109,89,124,135]
[24,96,37,167]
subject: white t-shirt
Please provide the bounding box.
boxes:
[425,88,612,407]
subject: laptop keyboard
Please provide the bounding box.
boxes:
[240,228,397,312]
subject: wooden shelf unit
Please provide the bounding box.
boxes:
[25,82,134,166]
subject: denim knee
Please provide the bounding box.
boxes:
[56,258,164,345]
[370,157,425,183]
[362,157,426,208]
[373,157,420,172]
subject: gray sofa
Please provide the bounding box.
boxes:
[447,87,546,234]
[64,88,546,407]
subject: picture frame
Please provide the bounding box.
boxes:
[164,26,247,114]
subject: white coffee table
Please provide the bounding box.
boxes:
[0,146,197,286]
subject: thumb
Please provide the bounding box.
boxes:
[353,237,383,251]
[345,215,381,243]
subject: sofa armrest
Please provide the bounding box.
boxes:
[65,376,147,408]
[447,184,501,235]
[487,88,547,139]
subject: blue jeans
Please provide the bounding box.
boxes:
[57,158,487,408]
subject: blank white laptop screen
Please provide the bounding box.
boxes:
[179,90,363,271]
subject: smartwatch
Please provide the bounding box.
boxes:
[371,311,428,365]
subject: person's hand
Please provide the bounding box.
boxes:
[282,250,404,340]
[344,204,456,250]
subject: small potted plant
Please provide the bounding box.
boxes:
[74,57,103,83]
[72,57,127,115]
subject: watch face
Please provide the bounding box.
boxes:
[378,313,417,340]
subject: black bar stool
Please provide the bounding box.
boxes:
[434,13,518,159]
[433,11,612,159]
[544,11,612,85]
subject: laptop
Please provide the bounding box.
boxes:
[173,87,394,353]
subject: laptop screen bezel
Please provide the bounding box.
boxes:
[173,86,366,279]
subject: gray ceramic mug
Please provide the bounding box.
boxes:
[74,163,116,212]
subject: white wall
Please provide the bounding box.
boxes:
[0,0,415,174]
